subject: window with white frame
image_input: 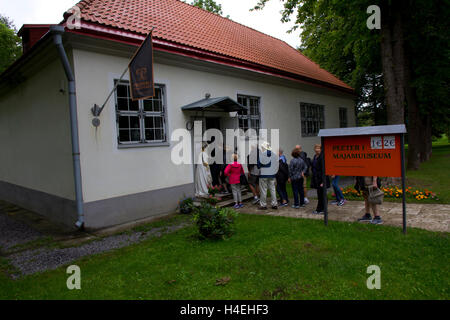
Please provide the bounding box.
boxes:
[339,107,348,128]
[237,95,260,133]
[114,80,167,146]
[300,102,325,137]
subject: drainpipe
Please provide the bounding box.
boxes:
[50,25,84,229]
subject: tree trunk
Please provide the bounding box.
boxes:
[391,4,406,124]
[380,0,405,125]
[404,53,422,170]
[380,11,397,124]
[379,1,432,170]
[399,2,428,169]
[406,98,422,170]
[420,115,432,162]
[380,0,409,180]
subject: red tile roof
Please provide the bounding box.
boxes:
[74,0,352,91]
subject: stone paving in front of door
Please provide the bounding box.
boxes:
[240,199,450,233]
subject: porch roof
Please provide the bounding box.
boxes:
[181,96,247,113]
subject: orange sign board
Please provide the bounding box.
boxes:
[324,134,402,177]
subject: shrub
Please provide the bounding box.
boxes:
[178,197,194,214]
[202,195,220,206]
[192,202,238,240]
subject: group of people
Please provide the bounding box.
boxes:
[195,141,383,224]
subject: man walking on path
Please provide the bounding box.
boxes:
[257,142,279,210]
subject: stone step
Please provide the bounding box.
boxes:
[216,193,254,208]
[193,191,254,208]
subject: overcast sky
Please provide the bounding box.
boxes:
[1,0,302,48]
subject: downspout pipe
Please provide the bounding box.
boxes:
[50,25,84,229]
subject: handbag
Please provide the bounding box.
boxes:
[240,173,248,185]
[368,186,384,204]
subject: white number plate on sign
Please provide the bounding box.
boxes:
[383,136,396,149]
[371,136,382,149]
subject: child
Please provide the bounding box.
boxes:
[224,154,245,209]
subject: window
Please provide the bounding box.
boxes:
[237,95,261,133]
[300,102,325,137]
[339,107,348,128]
[115,80,167,146]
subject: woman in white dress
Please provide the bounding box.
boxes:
[195,143,212,198]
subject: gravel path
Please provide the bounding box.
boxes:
[2,218,188,278]
[0,213,43,252]
[0,200,190,278]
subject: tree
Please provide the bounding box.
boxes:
[379,0,406,125]
[190,0,224,15]
[0,15,16,29]
[252,0,386,125]
[382,0,450,168]
[253,0,449,170]
[405,0,450,164]
[0,14,21,74]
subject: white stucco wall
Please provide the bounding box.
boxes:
[73,48,355,203]
[0,59,75,200]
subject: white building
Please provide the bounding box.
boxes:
[0,0,355,229]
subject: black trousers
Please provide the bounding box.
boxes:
[316,186,326,212]
[276,181,289,203]
[210,163,221,186]
[291,179,304,206]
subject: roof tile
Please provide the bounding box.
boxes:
[74,0,352,90]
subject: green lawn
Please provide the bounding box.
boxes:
[1,214,448,299]
[405,144,450,203]
[430,134,449,147]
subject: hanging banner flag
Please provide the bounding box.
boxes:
[129,31,154,100]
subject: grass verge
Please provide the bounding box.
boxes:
[0,214,448,299]
[405,144,450,203]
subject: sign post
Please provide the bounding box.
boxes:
[321,136,328,226]
[400,133,407,234]
[318,124,408,234]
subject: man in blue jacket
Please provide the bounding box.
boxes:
[257,141,279,210]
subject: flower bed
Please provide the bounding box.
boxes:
[208,185,223,197]
[335,185,440,202]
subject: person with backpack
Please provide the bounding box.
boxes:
[276,149,289,207]
[289,148,308,208]
[295,145,311,204]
